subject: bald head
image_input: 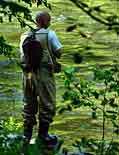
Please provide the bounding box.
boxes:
[35,11,51,28]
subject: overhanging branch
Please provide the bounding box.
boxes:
[70,0,119,27]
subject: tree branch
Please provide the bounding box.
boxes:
[70,0,119,27]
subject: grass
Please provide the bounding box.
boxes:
[0,0,119,150]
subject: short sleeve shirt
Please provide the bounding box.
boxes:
[20,28,62,58]
[48,30,62,52]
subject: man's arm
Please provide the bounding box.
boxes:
[50,31,62,59]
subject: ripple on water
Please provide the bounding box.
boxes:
[0,91,23,101]
[0,61,22,102]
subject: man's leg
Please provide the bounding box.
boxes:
[23,75,38,143]
[37,73,58,148]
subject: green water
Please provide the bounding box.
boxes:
[0,0,119,149]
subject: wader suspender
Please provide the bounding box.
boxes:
[46,32,56,68]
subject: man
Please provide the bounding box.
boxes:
[20,11,62,148]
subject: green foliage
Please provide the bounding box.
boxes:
[0,0,32,25]
[3,117,22,132]
[18,0,51,9]
[73,137,119,155]
[0,118,23,155]
[0,118,60,155]
[0,36,13,58]
[0,0,51,58]
[0,0,51,25]
[59,65,119,154]
[67,0,119,38]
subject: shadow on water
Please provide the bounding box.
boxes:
[85,53,114,61]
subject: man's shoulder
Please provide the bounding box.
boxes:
[48,30,57,40]
[48,29,55,34]
[21,31,32,38]
[35,28,55,34]
[20,31,32,42]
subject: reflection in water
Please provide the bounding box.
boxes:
[0,61,23,118]
[0,71,22,101]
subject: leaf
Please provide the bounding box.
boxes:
[58,107,66,114]
[47,3,52,10]
[83,101,92,107]
[104,70,113,82]
[109,98,114,104]
[64,79,70,88]
[80,80,87,88]
[43,0,47,7]
[67,104,72,111]
[62,91,70,100]
[106,110,117,114]
[64,67,76,81]
[106,15,117,23]
[80,2,88,8]
[22,0,32,6]
[20,20,26,28]
[114,128,119,135]
[108,26,112,30]
[112,120,119,128]
[111,65,118,72]
[106,114,116,119]
[93,6,101,12]
[109,98,118,107]
[99,89,105,95]
[37,0,42,7]
[0,16,3,23]
[73,53,83,64]
[93,69,105,81]
[0,125,3,130]
[0,36,13,56]
[8,15,12,22]
[92,91,99,99]
[71,98,80,107]
[58,104,72,114]
[101,98,108,106]
[64,67,75,75]
[80,31,87,38]
[84,45,92,50]
[66,24,77,32]
[110,82,118,90]
[92,111,97,119]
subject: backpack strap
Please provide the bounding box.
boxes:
[30,29,39,40]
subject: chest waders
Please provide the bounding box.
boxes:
[23,31,57,148]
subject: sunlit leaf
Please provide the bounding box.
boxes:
[92,91,99,99]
